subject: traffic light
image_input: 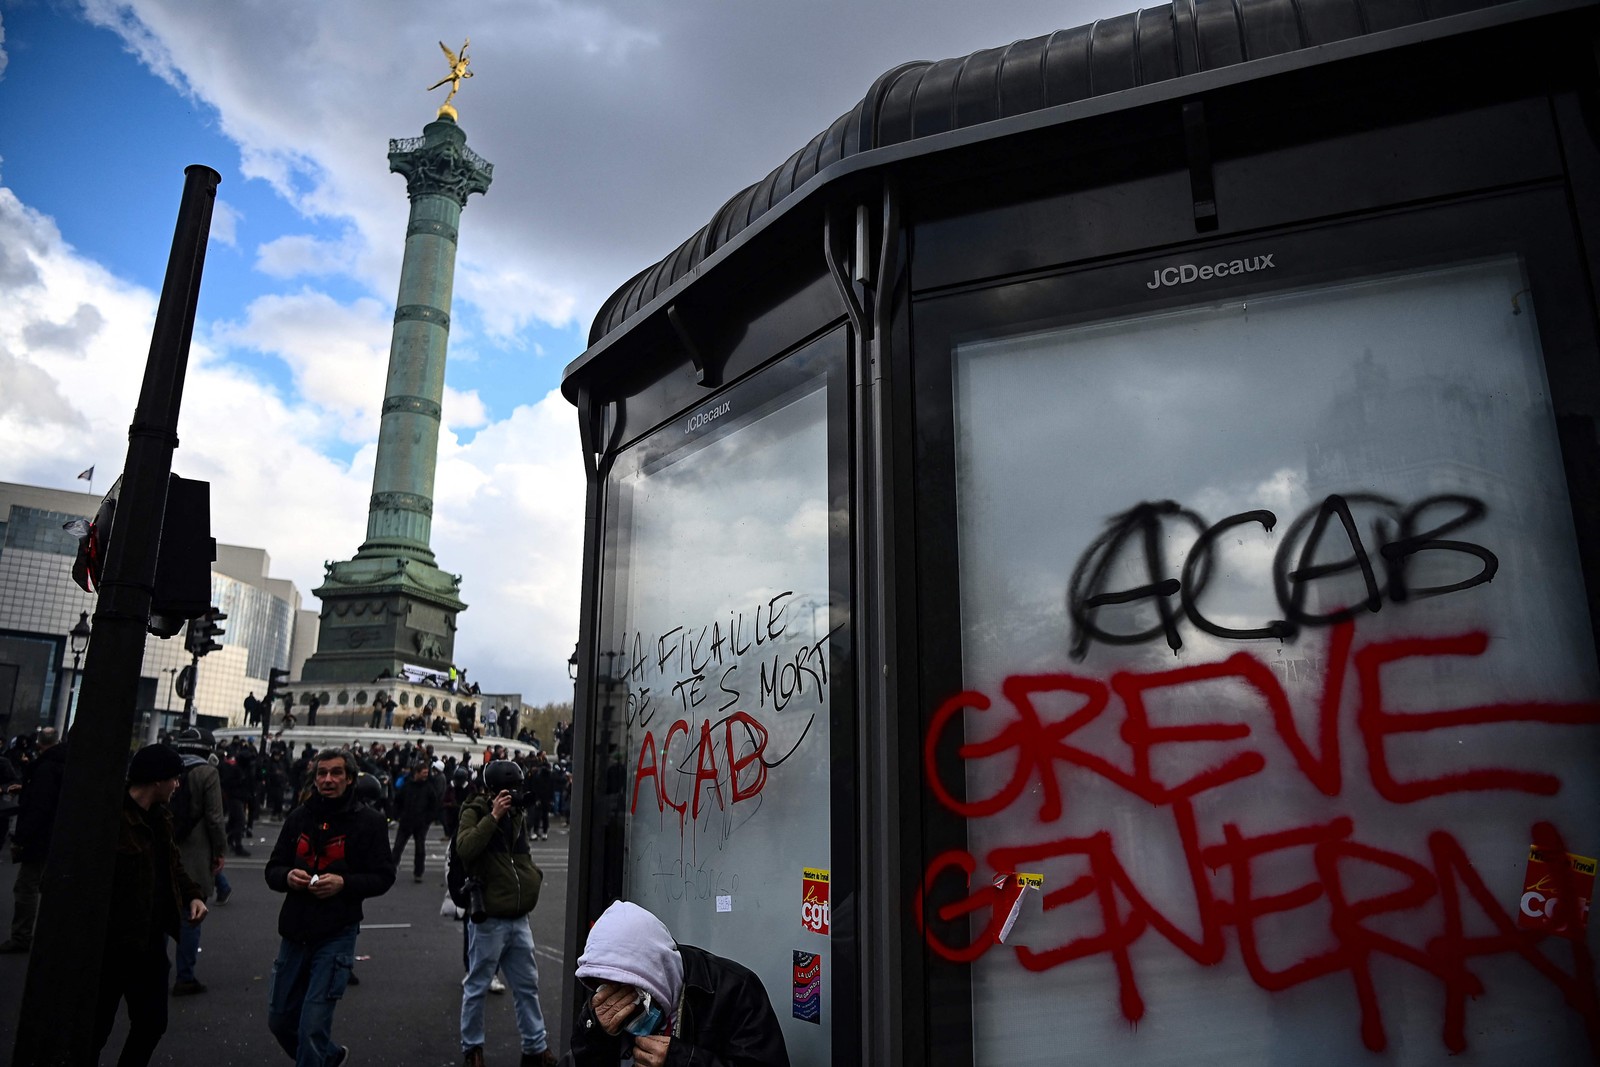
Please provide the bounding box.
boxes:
[149,475,217,638]
[184,607,227,658]
[264,667,290,709]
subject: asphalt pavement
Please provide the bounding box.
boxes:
[0,817,573,1066]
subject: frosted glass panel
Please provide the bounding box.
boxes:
[607,381,832,1065]
[941,258,1600,1065]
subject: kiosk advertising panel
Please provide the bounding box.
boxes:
[916,199,1600,1064]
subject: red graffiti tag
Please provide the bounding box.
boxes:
[917,624,1600,1056]
[631,711,774,823]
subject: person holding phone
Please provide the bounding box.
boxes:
[571,901,790,1067]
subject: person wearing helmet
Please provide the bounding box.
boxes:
[455,760,554,1067]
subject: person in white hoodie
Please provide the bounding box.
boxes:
[571,901,790,1067]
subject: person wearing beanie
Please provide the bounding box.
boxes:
[91,743,207,1067]
[570,901,790,1067]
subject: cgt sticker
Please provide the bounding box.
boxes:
[1518,845,1595,939]
[793,951,821,1023]
[802,867,830,934]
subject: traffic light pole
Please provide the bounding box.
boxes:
[182,647,199,728]
[13,164,220,1067]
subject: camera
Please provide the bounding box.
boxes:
[465,877,487,924]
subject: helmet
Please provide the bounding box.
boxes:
[353,773,384,806]
[482,760,523,795]
[170,727,212,757]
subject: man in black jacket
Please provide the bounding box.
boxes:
[94,743,208,1067]
[1,727,66,953]
[265,748,395,1067]
[570,901,790,1067]
[389,759,442,882]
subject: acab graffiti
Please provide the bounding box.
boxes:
[621,591,829,837]
[919,493,1600,1056]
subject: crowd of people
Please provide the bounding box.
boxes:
[1,718,789,1067]
[240,688,565,753]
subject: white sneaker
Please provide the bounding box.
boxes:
[489,974,506,994]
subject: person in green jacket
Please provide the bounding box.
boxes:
[456,760,554,1067]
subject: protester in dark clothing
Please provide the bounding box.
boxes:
[2,729,67,952]
[219,753,252,856]
[527,756,553,841]
[570,901,790,1067]
[0,752,21,855]
[265,748,394,1067]
[94,744,208,1067]
[390,761,443,882]
[305,696,319,728]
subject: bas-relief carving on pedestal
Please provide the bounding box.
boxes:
[346,627,384,649]
[414,631,445,659]
[370,491,434,516]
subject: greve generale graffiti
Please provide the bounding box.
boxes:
[918,492,1600,1056]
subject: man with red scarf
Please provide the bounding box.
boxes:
[265,748,394,1067]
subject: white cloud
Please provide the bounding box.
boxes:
[210,288,390,428]
[432,390,586,698]
[255,232,359,280]
[209,198,241,248]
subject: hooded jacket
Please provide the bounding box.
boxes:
[265,784,394,942]
[174,754,227,900]
[571,901,790,1067]
[455,792,542,917]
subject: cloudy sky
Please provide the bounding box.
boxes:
[0,0,1131,703]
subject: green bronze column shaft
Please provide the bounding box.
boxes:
[358,117,493,564]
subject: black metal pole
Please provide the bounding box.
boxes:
[13,164,219,1066]
[183,648,199,728]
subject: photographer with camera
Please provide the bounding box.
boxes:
[456,760,556,1067]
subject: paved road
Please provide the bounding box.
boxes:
[0,818,573,1066]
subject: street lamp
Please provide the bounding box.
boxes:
[55,611,93,733]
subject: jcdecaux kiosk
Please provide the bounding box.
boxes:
[561,0,1600,1062]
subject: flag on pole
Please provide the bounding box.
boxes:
[76,466,94,481]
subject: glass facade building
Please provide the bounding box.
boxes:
[0,482,306,738]
[562,1,1600,1063]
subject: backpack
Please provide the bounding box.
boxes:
[171,764,201,843]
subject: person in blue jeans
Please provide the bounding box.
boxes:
[456,760,556,1067]
[265,749,394,1067]
[171,730,227,996]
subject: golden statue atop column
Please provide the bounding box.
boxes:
[428,38,474,120]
